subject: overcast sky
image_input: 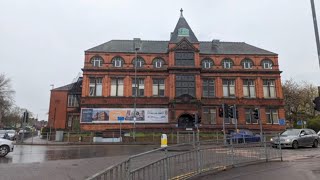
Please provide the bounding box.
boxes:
[0,0,320,121]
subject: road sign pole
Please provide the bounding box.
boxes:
[222,104,226,144]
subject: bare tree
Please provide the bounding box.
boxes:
[0,74,15,125]
[282,79,318,126]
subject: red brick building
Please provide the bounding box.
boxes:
[49,10,285,132]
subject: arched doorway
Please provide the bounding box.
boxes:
[178,113,194,128]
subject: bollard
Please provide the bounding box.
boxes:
[161,134,167,147]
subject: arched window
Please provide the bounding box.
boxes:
[91,56,103,67]
[242,58,253,69]
[111,56,124,67]
[221,58,234,69]
[132,57,145,68]
[153,58,164,68]
[261,59,273,69]
[201,58,214,69]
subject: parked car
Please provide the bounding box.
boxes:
[318,131,320,136]
[271,128,320,149]
[0,130,6,139]
[0,138,14,157]
[227,129,260,143]
[5,130,17,141]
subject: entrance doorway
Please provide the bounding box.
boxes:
[177,114,194,128]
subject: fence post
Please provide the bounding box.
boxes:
[68,132,70,143]
[264,136,268,162]
[31,130,34,144]
[46,132,49,144]
[278,133,282,161]
[126,158,131,180]
[164,147,168,180]
[231,139,234,166]
[197,140,201,174]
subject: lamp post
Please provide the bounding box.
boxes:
[133,39,140,141]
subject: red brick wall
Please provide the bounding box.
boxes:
[48,90,68,129]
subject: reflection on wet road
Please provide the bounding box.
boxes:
[0,145,157,164]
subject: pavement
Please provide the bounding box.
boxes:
[197,157,320,180]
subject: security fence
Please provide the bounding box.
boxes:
[87,136,282,180]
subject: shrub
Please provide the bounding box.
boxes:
[307,116,320,132]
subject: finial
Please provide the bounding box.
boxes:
[180,8,183,17]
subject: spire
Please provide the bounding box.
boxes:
[170,9,198,43]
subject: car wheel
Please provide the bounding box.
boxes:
[0,145,10,157]
[312,140,318,148]
[292,140,299,149]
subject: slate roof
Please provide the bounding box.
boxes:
[169,10,199,43]
[52,83,75,91]
[86,40,277,55]
[53,78,83,92]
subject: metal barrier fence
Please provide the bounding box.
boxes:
[87,136,282,180]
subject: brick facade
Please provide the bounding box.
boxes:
[48,11,285,132]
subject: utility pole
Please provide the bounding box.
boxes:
[222,104,226,144]
[311,0,320,68]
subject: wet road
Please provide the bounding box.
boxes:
[0,144,157,164]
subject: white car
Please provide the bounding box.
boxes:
[0,138,14,157]
[318,131,320,136]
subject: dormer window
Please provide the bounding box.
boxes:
[201,59,214,69]
[262,59,273,69]
[153,58,164,68]
[178,28,189,36]
[222,58,233,69]
[242,59,253,69]
[91,56,103,67]
[132,57,145,68]
[112,57,124,67]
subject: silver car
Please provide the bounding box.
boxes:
[271,129,320,149]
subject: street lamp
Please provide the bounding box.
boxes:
[133,38,141,141]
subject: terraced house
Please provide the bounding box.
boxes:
[48,10,285,132]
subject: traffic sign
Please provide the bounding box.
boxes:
[279,119,286,126]
[297,120,302,126]
[118,116,125,121]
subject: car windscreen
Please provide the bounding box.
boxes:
[281,129,300,136]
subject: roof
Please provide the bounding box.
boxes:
[52,78,83,92]
[169,9,198,43]
[52,83,75,91]
[86,40,277,55]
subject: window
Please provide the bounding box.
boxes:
[203,108,217,124]
[223,79,235,97]
[201,59,214,69]
[153,58,164,68]
[262,59,273,69]
[202,79,215,97]
[175,52,194,66]
[243,79,256,98]
[242,59,253,69]
[132,78,144,97]
[112,57,124,67]
[111,78,124,96]
[263,79,276,98]
[222,59,233,69]
[153,79,165,97]
[67,95,79,107]
[91,56,103,67]
[266,109,279,124]
[245,109,258,124]
[178,28,190,36]
[89,78,102,96]
[175,75,195,97]
[132,57,145,68]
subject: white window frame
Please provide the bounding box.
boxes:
[263,79,276,98]
[152,79,165,96]
[113,57,123,68]
[89,78,102,96]
[262,60,273,69]
[222,59,233,69]
[202,59,213,69]
[223,79,235,97]
[111,78,124,96]
[243,79,256,98]
[245,109,258,124]
[67,95,79,107]
[243,59,253,69]
[266,109,279,124]
[133,58,145,68]
[153,59,163,68]
[91,57,103,67]
[132,78,144,97]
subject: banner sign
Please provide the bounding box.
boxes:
[80,108,168,123]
